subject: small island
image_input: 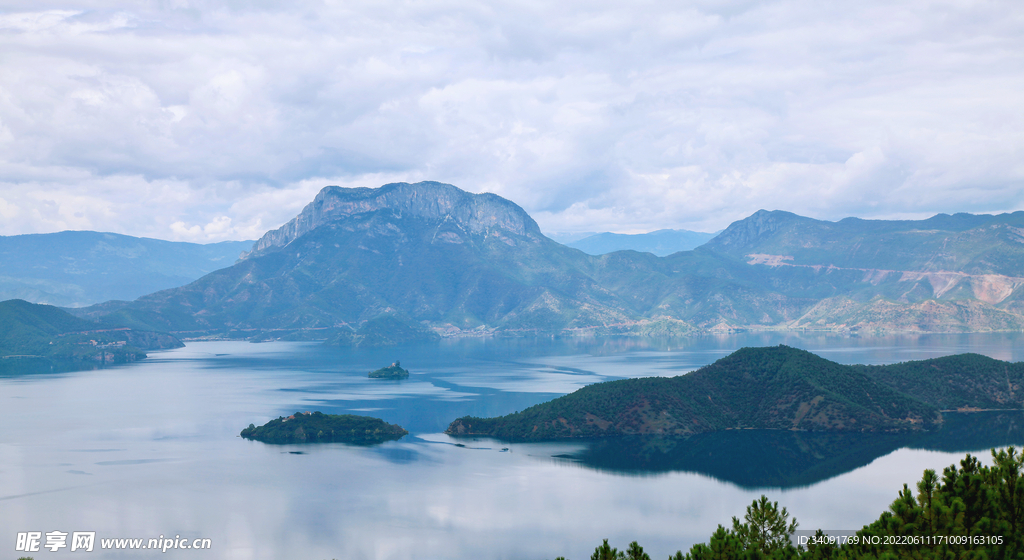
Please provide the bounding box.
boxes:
[369,360,410,379]
[241,411,408,444]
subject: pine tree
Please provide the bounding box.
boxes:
[731,495,799,555]
[625,541,651,560]
[591,539,625,560]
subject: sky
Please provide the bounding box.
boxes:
[0,0,1022,243]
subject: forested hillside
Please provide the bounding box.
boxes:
[446,346,1024,441]
[0,299,182,370]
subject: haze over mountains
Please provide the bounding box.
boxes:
[0,232,252,307]
[556,230,719,256]
[50,181,1024,340]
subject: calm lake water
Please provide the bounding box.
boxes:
[3,332,1024,560]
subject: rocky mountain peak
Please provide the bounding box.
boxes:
[702,210,804,252]
[242,181,543,258]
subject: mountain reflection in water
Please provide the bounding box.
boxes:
[558,411,1024,488]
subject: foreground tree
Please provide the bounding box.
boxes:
[732,495,799,555]
[626,541,651,560]
[674,496,799,560]
[591,539,623,560]
[584,539,651,560]
[571,449,1023,560]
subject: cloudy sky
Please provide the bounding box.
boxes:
[0,0,1022,242]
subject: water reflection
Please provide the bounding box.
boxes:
[4,335,1024,560]
[559,411,1024,488]
[0,356,103,377]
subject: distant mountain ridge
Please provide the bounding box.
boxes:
[0,231,252,307]
[566,229,718,256]
[72,181,1024,339]
[705,209,1024,276]
[699,209,1024,330]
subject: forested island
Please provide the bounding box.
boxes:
[241,411,408,444]
[369,361,410,379]
[446,345,1024,441]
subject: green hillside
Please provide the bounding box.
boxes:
[446,346,951,441]
[0,299,182,369]
[328,315,441,347]
[857,353,1024,410]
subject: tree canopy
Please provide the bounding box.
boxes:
[556,447,1023,560]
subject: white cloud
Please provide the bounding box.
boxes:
[0,10,81,32]
[0,0,1022,240]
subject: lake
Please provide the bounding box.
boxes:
[3,331,1024,559]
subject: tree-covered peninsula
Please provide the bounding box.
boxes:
[241,411,408,444]
[446,345,1024,442]
[369,360,410,379]
[0,299,182,373]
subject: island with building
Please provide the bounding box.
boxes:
[368,360,410,379]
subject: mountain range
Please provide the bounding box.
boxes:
[61,181,1024,340]
[0,231,252,307]
[703,210,1024,331]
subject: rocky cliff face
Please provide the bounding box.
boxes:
[242,181,544,258]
